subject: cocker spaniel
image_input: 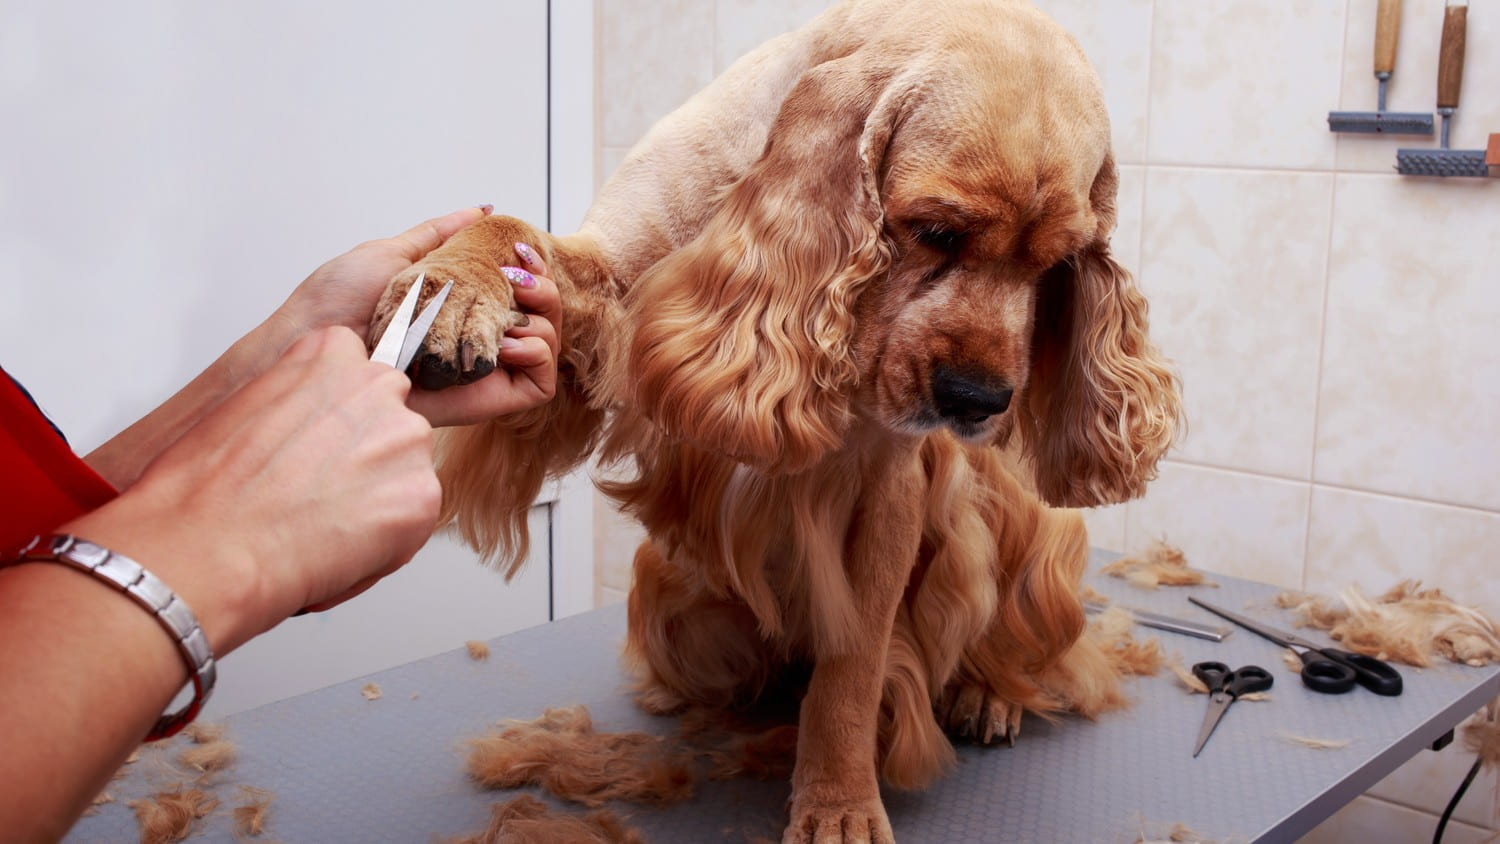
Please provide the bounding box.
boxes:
[371,0,1181,840]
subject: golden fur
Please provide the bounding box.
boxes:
[371,1,1181,840]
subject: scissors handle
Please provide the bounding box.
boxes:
[1193,661,1232,693]
[1317,648,1403,696]
[1298,651,1357,694]
[1192,662,1274,698]
[1223,665,1274,698]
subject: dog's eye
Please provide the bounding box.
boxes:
[912,226,965,253]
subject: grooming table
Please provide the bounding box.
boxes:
[70,551,1500,843]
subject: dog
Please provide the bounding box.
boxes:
[371,0,1181,839]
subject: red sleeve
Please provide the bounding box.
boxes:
[0,369,119,553]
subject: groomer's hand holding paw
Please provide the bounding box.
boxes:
[85,206,562,489]
[272,206,561,428]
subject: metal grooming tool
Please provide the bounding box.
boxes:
[1328,0,1434,135]
[369,273,455,372]
[1084,600,1231,642]
[1397,3,1491,177]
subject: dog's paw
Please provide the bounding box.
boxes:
[782,796,894,844]
[369,257,527,390]
[937,681,1021,746]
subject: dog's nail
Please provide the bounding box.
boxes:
[514,242,540,269]
[509,311,531,328]
[459,342,476,371]
[499,337,523,351]
[478,203,494,214]
[500,266,536,288]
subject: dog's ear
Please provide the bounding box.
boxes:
[610,58,911,473]
[1018,154,1182,507]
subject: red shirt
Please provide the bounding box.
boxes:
[0,369,118,552]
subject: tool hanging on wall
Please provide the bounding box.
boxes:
[1329,0,1434,135]
[1397,2,1492,177]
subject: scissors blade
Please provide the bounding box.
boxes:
[370,273,425,367]
[1193,693,1233,758]
[1188,596,1309,650]
[394,279,453,373]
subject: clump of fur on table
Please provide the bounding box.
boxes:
[1275,580,1500,667]
[129,786,219,844]
[465,706,695,808]
[1088,607,1166,676]
[1101,541,1215,590]
[449,794,643,844]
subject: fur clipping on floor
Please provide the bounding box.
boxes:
[468,641,492,661]
[449,794,644,844]
[465,706,695,808]
[1276,731,1352,750]
[1087,607,1166,675]
[129,786,220,844]
[362,682,383,700]
[1101,541,1214,590]
[1281,649,1304,673]
[1275,581,1500,667]
[1080,583,1109,605]
[232,785,274,839]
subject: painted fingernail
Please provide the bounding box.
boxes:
[499,337,523,351]
[513,242,539,268]
[500,266,536,288]
[478,204,494,214]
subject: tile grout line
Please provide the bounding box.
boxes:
[1125,0,1159,556]
[1359,792,1498,833]
[1161,457,1500,517]
[1301,0,1349,587]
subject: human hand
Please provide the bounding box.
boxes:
[270,207,560,427]
[67,327,441,651]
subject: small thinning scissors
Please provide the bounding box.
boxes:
[1189,597,1403,697]
[369,273,454,372]
[1192,661,1274,757]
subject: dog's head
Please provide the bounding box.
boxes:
[620,4,1180,507]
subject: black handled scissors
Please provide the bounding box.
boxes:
[1192,661,1273,757]
[1189,597,1403,697]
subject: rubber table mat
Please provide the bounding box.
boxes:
[70,550,1500,843]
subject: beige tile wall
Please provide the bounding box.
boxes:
[588,1,1499,838]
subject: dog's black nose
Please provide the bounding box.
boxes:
[931,368,1013,422]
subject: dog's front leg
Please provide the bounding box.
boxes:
[784,467,922,844]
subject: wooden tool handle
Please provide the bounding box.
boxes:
[1438,4,1467,109]
[1375,0,1402,74]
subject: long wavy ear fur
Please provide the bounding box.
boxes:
[599,57,912,474]
[1019,154,1182,507]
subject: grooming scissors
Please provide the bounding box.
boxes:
[369,273,454,372]
[1189,597,1403,697]
[1191,661,1274,757]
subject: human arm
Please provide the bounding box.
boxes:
[0,328,440,841]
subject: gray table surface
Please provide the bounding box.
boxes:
[70,550,1500,843]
